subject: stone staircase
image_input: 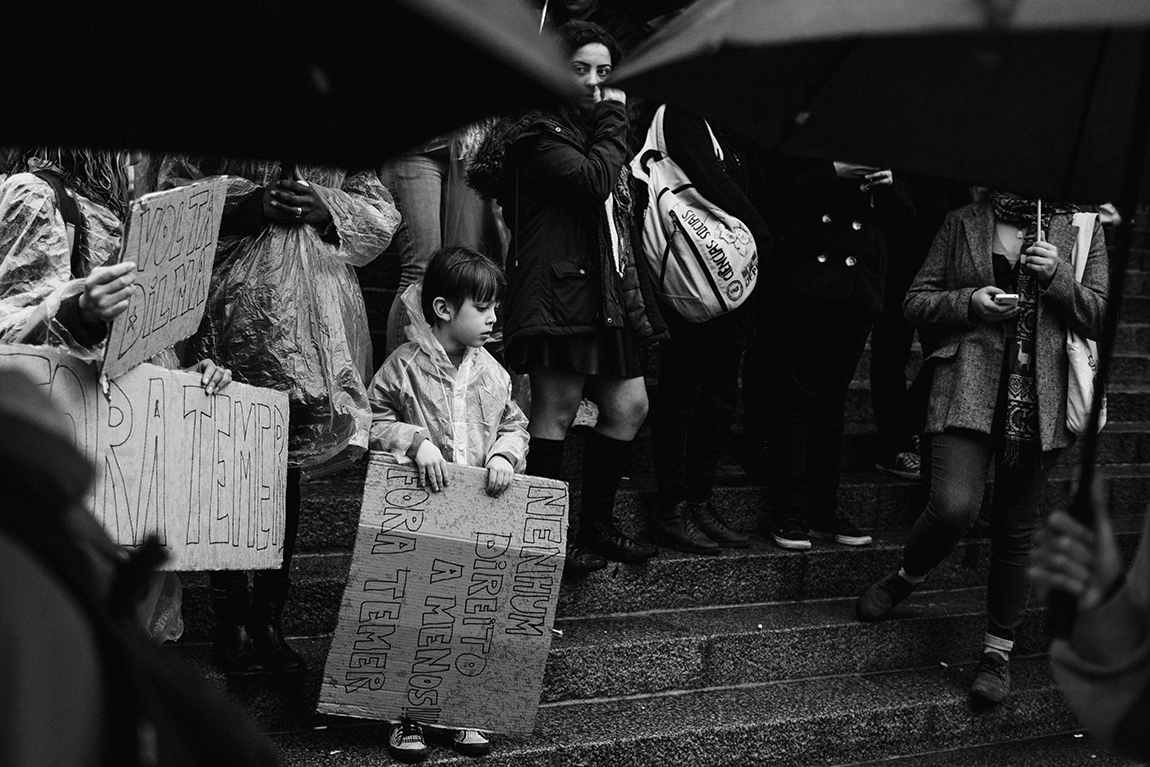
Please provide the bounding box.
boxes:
[169,217,1150,766]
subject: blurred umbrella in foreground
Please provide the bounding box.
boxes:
[614,0,1150,637]
[0,0,577,167]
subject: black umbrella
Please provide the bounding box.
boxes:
[1,0,577,167]
[615,0,1150,636]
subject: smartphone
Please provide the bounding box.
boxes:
[993,293,1019,307]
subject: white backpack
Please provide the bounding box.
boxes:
[630,105,758,322]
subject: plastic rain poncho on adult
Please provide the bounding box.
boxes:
[368,283,529,471]
[0,172,123,355]
[159,158,401,469]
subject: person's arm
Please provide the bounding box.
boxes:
[367,357,430,458]
[486,393,530,474]
[520,101,630,201]
[306,170,401,267]
[903,210,979,329]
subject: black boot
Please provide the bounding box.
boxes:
[653,500,721,555]
[564,540,608,573]
[692,499,750,548]
[209,571,266,675]
[579,432,658,562]
[249,570,306,673]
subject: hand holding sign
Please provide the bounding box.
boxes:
[79,261,137,324]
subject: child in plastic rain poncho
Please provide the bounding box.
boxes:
[367,245,529,762]
[0,148,234,644]
[157,156,401,675]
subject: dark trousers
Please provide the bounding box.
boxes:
[869,306,930,461]
[903,429,1058,643]
[652,303,745,511]
[764,300,875,526]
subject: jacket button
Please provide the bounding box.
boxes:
[816,254,827,263]
[578,268,586,275]
[821,214,832,224]
[606,318,613,324]
[845,256,857,267]
[851,220,862,231]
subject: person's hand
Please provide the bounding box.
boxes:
[860,169,894,192]
[1099,203,1122,227]
[601,87,627,105]
[263,177,331,228]
[969,286,1021,323]
[186,359,232,395]
[414,441,449,492]
[1022,240,1059,287]
[833,161,881,180]
[485,455,514,498]
[1029,505,1124,611]
[78,262,137,325]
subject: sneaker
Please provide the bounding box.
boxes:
[692,500,750,548]
[875,451,922,481]
[582,521,658,562]
[653,501,721,555]
[855,569,918,621]
[971,652,1011,704]
[387,719,428,763]
[452,729,491,758]
[564,541,607,574]
[771,518,811,551]
[809,513,873,546]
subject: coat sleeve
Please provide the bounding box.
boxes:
[519,101,630,202]
[367,356,430,462]
[314,169,401,268]
[1040,218,1109,341]
[486,377,530,472]
[1051,508,1150,757]
[903,210,978,330]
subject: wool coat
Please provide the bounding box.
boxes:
[904,201,1109,452]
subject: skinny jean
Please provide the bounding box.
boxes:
[903,428,1059,643]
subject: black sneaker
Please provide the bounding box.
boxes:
[771,518,811,551]
[855,569,918,621]
[388,719,428,763]
[875,450,922,481]
[564,541,607,573]
[809,513,873,546]
[692,500,750,548]
[582,521,658,562]
[971,652,1011,704]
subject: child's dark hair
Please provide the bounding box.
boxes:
[555,20,622,66]
[421,245,506,325]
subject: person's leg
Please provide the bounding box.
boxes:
[580,375,657,562]
[380,152,448,357]
[805,309,875,543]
[249,467,305,672]
[856,429,993,620]
[870,308,919,475]
[649,308,720,554]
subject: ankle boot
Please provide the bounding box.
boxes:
[692,500,750,548]
[209,571,265,675]
[564,540,608,573]
[249,571,306,673]
[654,501,721,555]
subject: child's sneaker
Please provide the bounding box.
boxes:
[452,729,491,757]
[387,719,428,763]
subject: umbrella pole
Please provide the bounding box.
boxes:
[1047,27,1150,640]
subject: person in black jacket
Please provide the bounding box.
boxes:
[640,104,771,554]
[468,21,666,572]
[758,158,912,551]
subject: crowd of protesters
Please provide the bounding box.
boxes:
[0,0,1135,764]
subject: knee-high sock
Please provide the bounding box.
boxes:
[527,436,565,480]
[581,432,632,528]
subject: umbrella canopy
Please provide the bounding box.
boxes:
[0,0,577,167]
[613,0,1150,202]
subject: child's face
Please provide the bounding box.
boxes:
[445,297,498,349]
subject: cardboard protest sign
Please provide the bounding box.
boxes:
[318,455,567,734]
[0,344,287,571]
[103,177,227,379]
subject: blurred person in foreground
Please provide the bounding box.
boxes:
[1030,492,1150,759]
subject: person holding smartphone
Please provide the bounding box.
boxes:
[855,191,1109,705]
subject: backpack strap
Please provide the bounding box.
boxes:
[32,170,89,279]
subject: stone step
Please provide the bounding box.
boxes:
[176,504,1147,642]
[843,732,1140,767]
[171,589,1058,733]
[263,655,1078,766]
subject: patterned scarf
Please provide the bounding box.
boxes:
[989,193,1076,465]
